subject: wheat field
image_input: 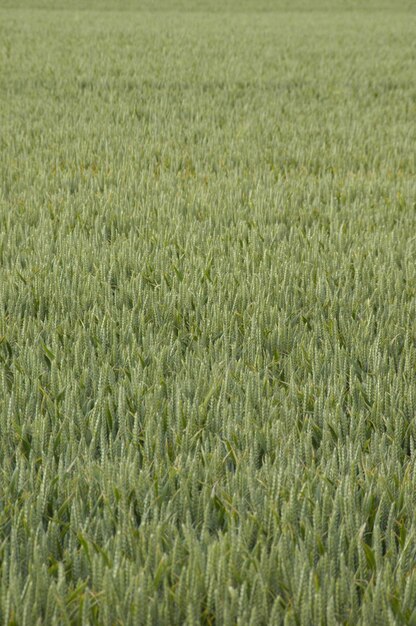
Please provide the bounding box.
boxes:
[1,0,415,624]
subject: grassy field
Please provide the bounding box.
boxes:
[1,0,415,624]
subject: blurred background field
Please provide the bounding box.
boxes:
[1,0,414,10]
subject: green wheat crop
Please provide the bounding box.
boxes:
[0,0,415,624]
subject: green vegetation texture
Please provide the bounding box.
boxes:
[1,0,415,624]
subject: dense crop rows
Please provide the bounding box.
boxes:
[1,1,415,624]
